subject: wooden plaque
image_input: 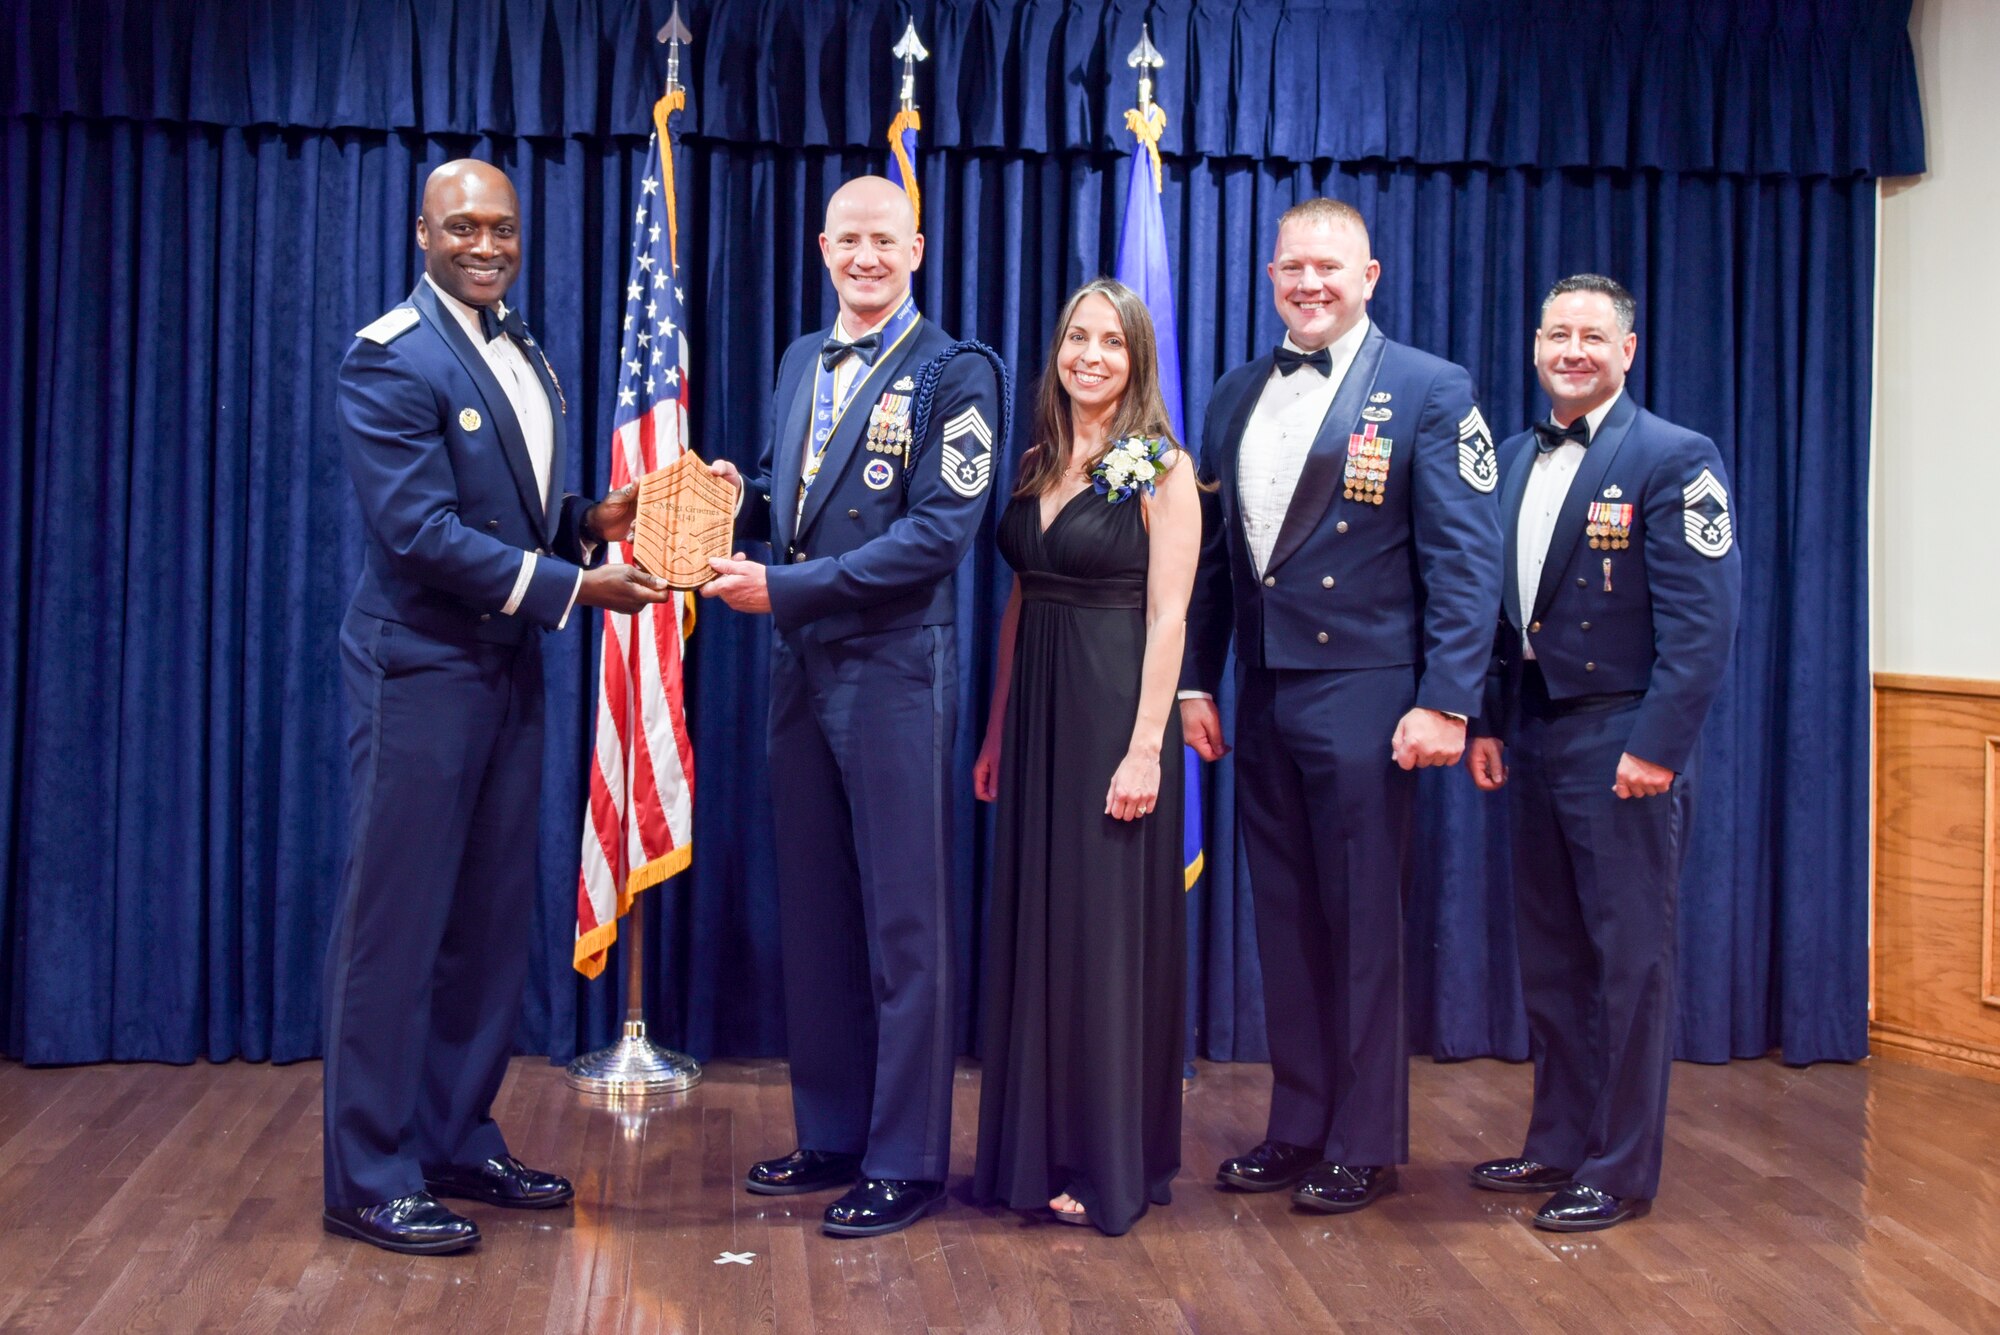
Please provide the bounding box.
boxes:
[631,452,737,590]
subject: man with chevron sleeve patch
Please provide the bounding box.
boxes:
[704,176,1007,1238]
[1464,274,1742,1232]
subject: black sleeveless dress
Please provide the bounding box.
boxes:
[972,485,1184,1237]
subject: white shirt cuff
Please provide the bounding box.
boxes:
[1176,689,1213,701]
[556,567,583,630]
[501,551,537,616]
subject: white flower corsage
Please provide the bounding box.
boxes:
[1090,435,1170,504]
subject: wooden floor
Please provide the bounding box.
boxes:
[1,1054,1997,1334]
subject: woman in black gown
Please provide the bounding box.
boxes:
[971,279,1201,1236]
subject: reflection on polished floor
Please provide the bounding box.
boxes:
[0,1052,1995,1332]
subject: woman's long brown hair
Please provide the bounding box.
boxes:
[1013,278,1180,497]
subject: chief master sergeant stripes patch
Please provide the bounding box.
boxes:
[940,405,993,498]
[1457,406,1497,493]
[1683,467,1733,557]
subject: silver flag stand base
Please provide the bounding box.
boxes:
[565,1019,702,1096]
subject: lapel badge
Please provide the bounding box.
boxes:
[459,407,482,432]
[893,375,915,391]
[1369,391,1391,404]
[1603,484,1623,499]
[1361,405,1392,423]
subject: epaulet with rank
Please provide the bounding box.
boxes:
[355,306,421,346]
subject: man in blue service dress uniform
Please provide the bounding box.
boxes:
[1463,274,1741,1231]
[323,160,674,1255]
[704,176,1005,1238]
[1181,198,1503,1213]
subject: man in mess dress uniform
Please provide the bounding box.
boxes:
[705,176,1006,1238]
[324,160,671,1254]
[1465,273,1742,1231]
[1182,197,1503,1214]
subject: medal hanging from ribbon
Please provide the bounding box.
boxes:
[1343,423,1394,506]
[799,296,922,516]
[1587,501,1634,550]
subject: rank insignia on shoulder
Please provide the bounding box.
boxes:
[356,307,420,345]
[458,407,482,432]
[1369,391,1392,404]
[1682,468,1733,557]
[940,406,993,498]
[1602,484,1624,499]
[893,375,915,391]
[1456,407,1497,494]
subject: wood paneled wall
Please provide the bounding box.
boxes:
[1872,673,2000,1083]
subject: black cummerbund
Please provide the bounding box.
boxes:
[1521,660,1645,720]
[1018,571,1145,609]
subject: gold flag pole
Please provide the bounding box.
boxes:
[564,2,702,1099]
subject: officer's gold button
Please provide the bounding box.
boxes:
[1316,632,1329,644]
[1263,575,1276,587]
[1322,576,1335,589]
[1529,620,1541,633]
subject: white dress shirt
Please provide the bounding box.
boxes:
[1517,391,1621,657]
[1177,319,1371,705]
[1237,318,1372,576]
[423,275,581,626]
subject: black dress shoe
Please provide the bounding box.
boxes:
[1216,1139,1320,1192]
[822,1178,945,1237]
[1291,1163,1397,1214]
[745,1148,863,1196]
[323,1192,480,1255]
[1533,1183,1650,1232]
[1469,1157,1574,1194]
[425,1155,574,1209]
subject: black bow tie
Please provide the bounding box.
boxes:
[1533,417,1590,453]
[476,303,527,344]
[821,332,883,371]
[1274,345,1333,377]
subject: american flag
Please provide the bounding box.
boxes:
[574,106,696,978]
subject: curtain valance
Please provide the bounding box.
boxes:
[3,0,1925,176]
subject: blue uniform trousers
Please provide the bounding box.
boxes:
[322,607,541,1209]
[1237,664,1416,1167]
[768,625,958,1183]
[1508,687,1688,1201]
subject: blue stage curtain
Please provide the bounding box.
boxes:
[4,1,1924,177]
[1,1,1902,1068]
